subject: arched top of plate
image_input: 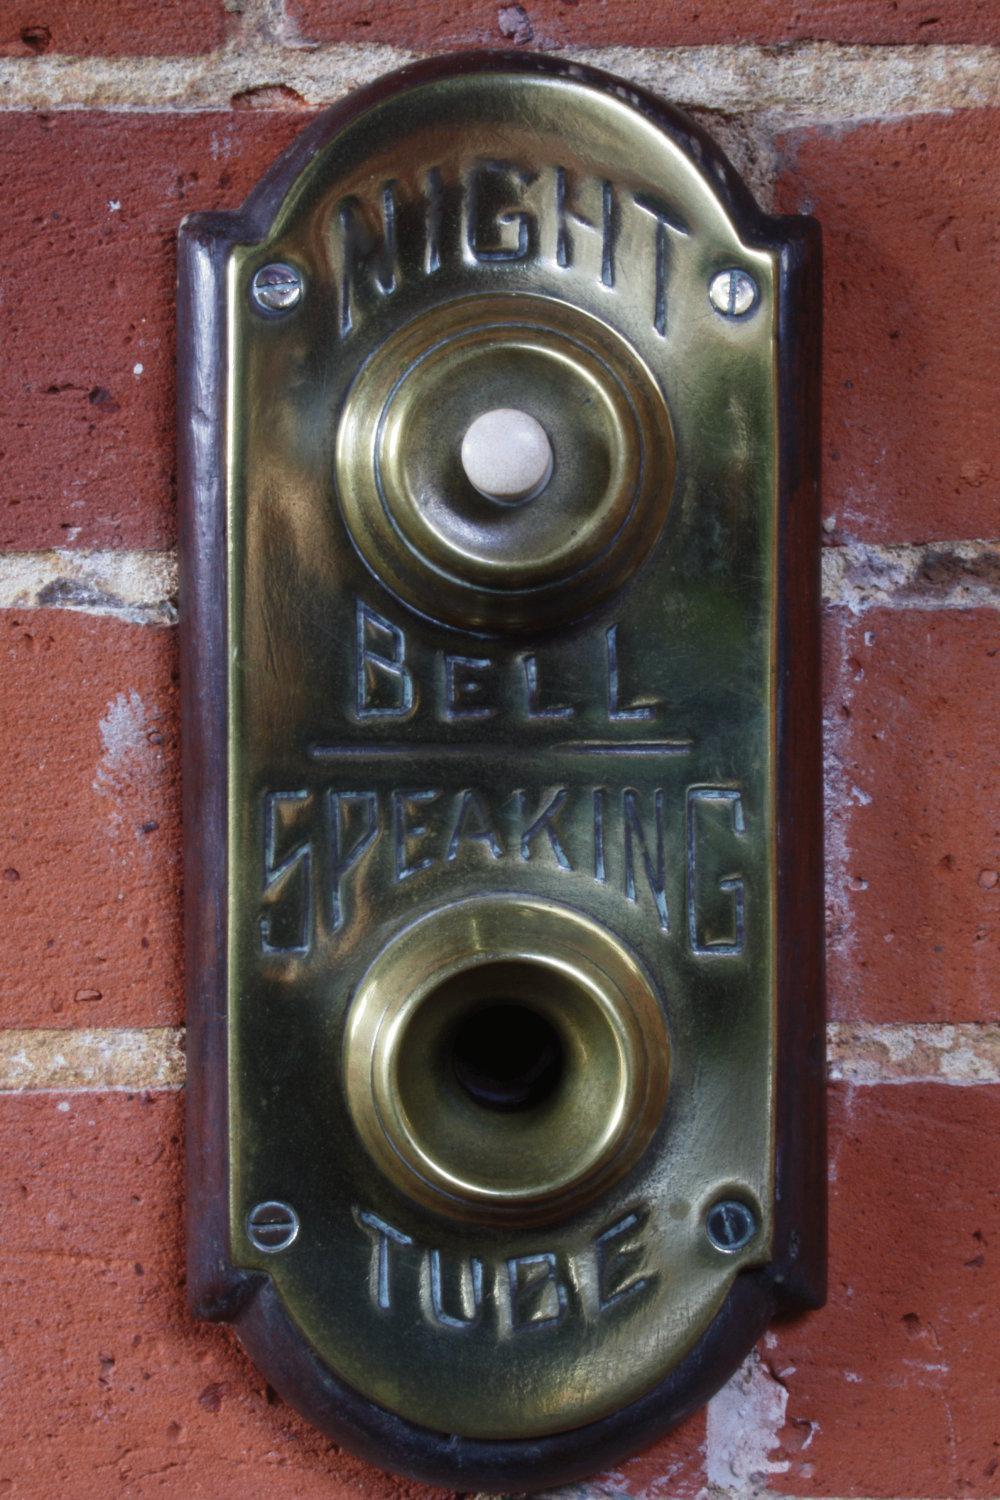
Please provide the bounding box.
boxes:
[223,51,790,260]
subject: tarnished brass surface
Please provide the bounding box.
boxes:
[224,67,781,1440]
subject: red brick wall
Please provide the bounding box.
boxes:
[1,4,997,1496]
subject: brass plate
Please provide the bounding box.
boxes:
[180,52,824,1475]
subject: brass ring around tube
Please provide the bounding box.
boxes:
[343,896,670,1226]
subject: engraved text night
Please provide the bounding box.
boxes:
[326,159,688,339]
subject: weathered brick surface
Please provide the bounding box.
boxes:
[287,0,1000,48]
[770,1083,1000,1498]
[607,1412,707,1498]
[1,0,227,56]
[6,107,999,553]
[825,607,998,1025]
[0,1090,705,1497]
[776,110,1000,545]
[0,612,181,1027]
[1,1085,995,1496]
[1,110,310,552]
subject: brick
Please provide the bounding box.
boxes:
[0,1092,449,1497]
[0,1088,703,1497]
[286,0,1000,48]
[601,1411,706,1497]
[776,111,1000,544]
[0,0,227,56]
[769,1083,1000,1498]
[0,110,310,551]
[825,608,998,1024]
[0,612,181,1027]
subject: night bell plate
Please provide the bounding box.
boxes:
[179,50,825,1492]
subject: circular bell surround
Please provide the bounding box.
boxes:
[335,295,675,634]
[343,896,671,1226]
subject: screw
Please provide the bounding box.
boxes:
[246,1200,300,1253]
[250,262,303,314]
[708,268,758,319]
[706,1197,757,1254]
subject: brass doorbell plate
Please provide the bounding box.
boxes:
[179,51,824,1491]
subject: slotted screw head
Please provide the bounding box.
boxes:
[708,268,758,319]
[706,1197,758,1254]
[247,1200,300,1252]
[251,262,303,313]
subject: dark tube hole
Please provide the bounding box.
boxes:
[451,1002,564,1112]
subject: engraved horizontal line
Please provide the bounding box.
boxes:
[308,739,693,760]
[0,1023,996,1094]
[0,540,995,625]
[558,739,692,755]
[0,40,997,121]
